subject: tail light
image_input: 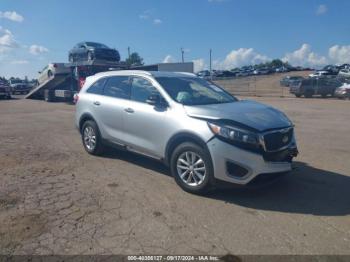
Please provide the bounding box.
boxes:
[73,93,79,104]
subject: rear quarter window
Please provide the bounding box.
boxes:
[86,78,106,95]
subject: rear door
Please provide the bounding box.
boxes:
[122,76,168,158]
[96,75,131,145]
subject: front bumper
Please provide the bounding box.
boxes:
[334,90,349,98]
[207,138,297,185]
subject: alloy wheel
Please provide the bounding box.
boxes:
[176,151,206,187]
[83,126,96,151]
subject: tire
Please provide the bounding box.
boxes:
[44,89,55,102]
[87,51,94,61]
[48,70,53,78]
[295,94,302,98]
[81,120,105,155]
[170,142,215,194]
[304,90,313,98]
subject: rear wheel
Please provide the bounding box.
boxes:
[44,89,55,102]
[304,90,313,98]
[81,120,105,155]
[170,142,214,194]
[48,70,53,78]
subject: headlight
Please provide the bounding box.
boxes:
[208,122,259,146]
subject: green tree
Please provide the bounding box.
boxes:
[126,52,144,66]
[270,59,284,68]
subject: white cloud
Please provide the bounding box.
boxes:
[163,55,175,63]
[216,48,269,69]
[316,4,327,15]
[139,14,149,19]
[283,44,327,67]
[0,27,18,53]
[11,60,29,64]
[29,44,49,55]
[193,58,206,72]
[0,11,24,22]
[328,45,350,65]
[153,18,162,25]
[0,11,23,22]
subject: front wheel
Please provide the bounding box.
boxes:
[81,120,105,155]
[170,142,215,194]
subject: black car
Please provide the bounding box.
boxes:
[68,42,120,63]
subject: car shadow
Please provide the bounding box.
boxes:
[205,161,350,216]
[99,149,350,216]
[102,147,171,177]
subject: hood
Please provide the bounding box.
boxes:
[184,100,292,132]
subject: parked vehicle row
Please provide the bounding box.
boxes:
[197,65,308,79]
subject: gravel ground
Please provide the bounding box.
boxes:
[0,95,349,255]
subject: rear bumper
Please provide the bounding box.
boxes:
[207,138,296,185]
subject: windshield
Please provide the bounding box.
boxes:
[85,42,109,48]
[155,77,237,105]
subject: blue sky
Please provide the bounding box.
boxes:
[0,0,350,78]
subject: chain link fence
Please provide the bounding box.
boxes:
[213,74,293,97]
[212,72,347,98]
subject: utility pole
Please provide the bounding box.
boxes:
[181,48,184,63]
[209,48,212,80]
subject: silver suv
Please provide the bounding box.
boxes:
[75,70,298,194]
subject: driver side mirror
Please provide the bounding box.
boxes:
[146,94,167,107]
[146,94,160,105]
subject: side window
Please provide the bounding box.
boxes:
[86,78,106,95]
[103,76,131,99]
[131,77,160,103]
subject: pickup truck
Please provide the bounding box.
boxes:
[9,79,31,94]
[289,77,342,98]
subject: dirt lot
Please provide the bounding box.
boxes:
[1,83,350,254]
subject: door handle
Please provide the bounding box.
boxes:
[124,108,134,113]
[93,101,101,106]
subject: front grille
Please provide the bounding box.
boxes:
[263,147,298,162]
[263,128,293,152]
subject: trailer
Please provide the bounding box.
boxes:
[25,61,194,103]
[25,60,128,102]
